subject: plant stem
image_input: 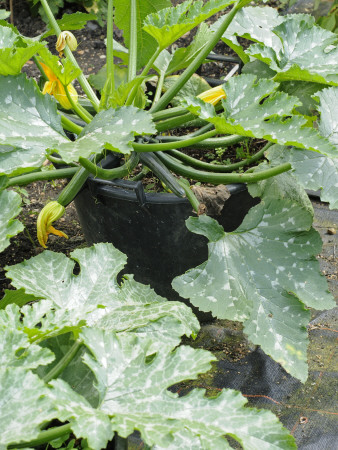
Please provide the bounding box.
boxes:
[150,0,244,113]
[155,112,199,132]
[157,152,292,184]
[61,114,84,134]
[167,141,271,172]
[47,154,78,167]
[39,0,100,112]
[64,87,92,124]
[7,168,77,187]
[43,341,82,383]
[132,130,217,152]
[158,134,244,149]
[140,46,161,78]
[177,179,200,212]
[151,106,188,122]
[8,424,72,449]
[128,0,137,82]
[106,0,115,91]
[153,72,165,105]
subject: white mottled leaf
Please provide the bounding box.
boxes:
[56,106,156,163]
[182,74,336,157]
[173,200,335,381]
[0,189,24,252]
[6,244,198,343]
[0,74,68,175]
[0,325,54,369]
[0,368,55,447]
[247,15,338,85]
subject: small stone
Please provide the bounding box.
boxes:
[327,228,336,235]
[99,54,106,59]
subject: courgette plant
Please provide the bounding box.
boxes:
[0,0,337,448]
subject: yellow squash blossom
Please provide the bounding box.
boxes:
[197,84,226,105]
[37,201,68,248]
[40,62,78,110]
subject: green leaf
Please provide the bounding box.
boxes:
[0,189,23,253]
[143,0,235,50]
[0,74,68,175]
[0,25,45,75]
[212,6,284,63]
[247,15,338,85]
[99,77,147,111]
[163,73,211,107]
[279,80,327,116]
[48,329,295,449]
[182,74,336,156]
[0,288,40,310]
[315,86,338,147]
[114,0,171,69]
[38,47,82,86]
[6,243,198,344]
[173,201,335,381]
[88,64,128,92]
[42,12,98,39]
[0,324,54,369]
[0,368,55,447]
[55,106,155,162]
[0,10,10,20]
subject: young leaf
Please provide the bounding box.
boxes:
[0,368,55,447]
[47,329,295,449]
[55,106,155,162]
[0,25,45,75]
[42,12,98,39]
[0,75,68,175]
[0,288,39,310]
[0,189,24,253]
[114,0,171,69]
[182,74,336,157]
[37,48,82,86]
[172,199,335,381]
[247,15,338,85]
[143,0,235,50]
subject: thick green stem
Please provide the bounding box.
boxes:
[9,424,72,449]
[151,106,188,122]
[157,152,292,184]
[132,130,217,152]
[155,112,202,132]
[177,179,200,212]
[40,0,100,112]
[79,152,139,180]
[128,0,137,82]
[159,134,244,149]
[153,72,165,105]
[106,0,115,91]
[47,154,78,167]
[61,114,84,134]
[64,86,92,123]
[167,142,271,172]
[150,0,244,113]
[140,46,161,78]
[43,341,82,383]
[8,168,77,187]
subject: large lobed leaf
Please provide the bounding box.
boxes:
[143,0,235,50]
[56,106,156,162]
[0,74,68,175]
[5,243,199,344]
[47,329,295,449]
[247,14,338,85]
[173,192,335,381]
[265,87,338,209]
[114,0,171,69]
[182,73,336,157]
[0,189,24,253]
[0,24,45,75]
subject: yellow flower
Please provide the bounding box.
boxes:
[40,62,78,110]
[56,31,78,55]
[197,85,226,106]
[37,201,68,248]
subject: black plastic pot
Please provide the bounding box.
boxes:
[74,175,258,322]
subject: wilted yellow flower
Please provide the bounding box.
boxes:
[37,201,68,248]
[56,31,78,55]
[197,85,226,105]
[40,62,78,110]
